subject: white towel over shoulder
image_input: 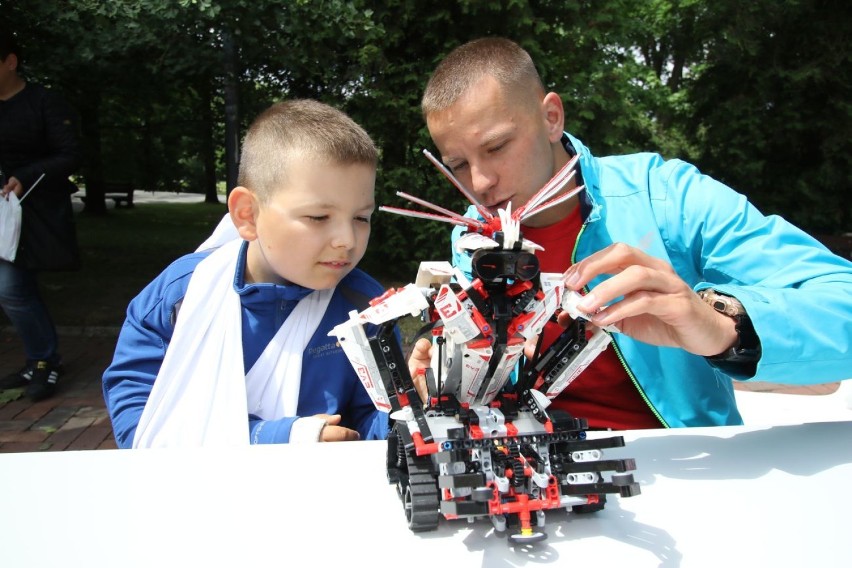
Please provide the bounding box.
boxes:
[133,238,333,448]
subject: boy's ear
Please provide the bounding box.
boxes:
[228,186,260,241]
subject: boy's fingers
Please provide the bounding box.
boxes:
[321,425,360,442]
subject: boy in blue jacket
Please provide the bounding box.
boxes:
[103,100,389,447]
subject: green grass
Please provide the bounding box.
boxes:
[7,202,227,329]
[0,388,24,403]
[2,201,425,345]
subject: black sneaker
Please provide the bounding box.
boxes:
[0,365,34,390]
[25,361,60,401]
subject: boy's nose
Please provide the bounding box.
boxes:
[331,224,356,249]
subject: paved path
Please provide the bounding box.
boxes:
[0,331,119,452]
[0,190,216,452]
[72,188,218,213]
[1,326,841,453]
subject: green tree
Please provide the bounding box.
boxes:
[4,0,846,276]
[686,0,851,234]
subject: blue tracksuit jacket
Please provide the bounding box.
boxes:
[103,241,390,447]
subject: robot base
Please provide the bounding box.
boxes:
[385,397,640,543]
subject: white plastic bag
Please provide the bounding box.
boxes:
[0,192,22,263]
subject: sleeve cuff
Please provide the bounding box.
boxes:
[289,416,327,443]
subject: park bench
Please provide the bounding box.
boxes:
[79,181,135,208]
[103,181,135,208]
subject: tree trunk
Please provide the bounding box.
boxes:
[78,87,106,215]
[222,30,240,199]
[199,75,221,205]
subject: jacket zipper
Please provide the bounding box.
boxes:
[572,222,669,428]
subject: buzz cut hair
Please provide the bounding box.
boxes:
[237,99,378,203]
[421,37,545,118]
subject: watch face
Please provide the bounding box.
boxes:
[712,299,727,312]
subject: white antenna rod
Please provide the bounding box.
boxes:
[514,154,579,219]
[394,191,478,226]
[422,149,493,220]
[520,184,586,222]
[378,206,480,228]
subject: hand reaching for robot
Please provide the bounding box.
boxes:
[316,414,361,442]
[408,338,432,403]
[561,243,738,357]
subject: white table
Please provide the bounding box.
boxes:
[2,421,850,568]
[735,381,852,425]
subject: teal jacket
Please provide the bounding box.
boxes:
[451,133,852,427]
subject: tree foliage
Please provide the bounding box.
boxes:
[686,0,851,233]
[2,0,848,277]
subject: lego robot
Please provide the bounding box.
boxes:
[329,151,640,543]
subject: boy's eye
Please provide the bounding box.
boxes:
[306,215,328,222]
[356,216,371,224]
[487,142,506,154]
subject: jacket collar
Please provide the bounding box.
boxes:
[561,132,600,223]
[232,240,314,304]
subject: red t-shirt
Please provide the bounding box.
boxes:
[521,207,662,430]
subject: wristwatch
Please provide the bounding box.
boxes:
[698,289,761,367]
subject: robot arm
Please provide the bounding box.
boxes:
[329,263,617,415]
[329,283,430,412]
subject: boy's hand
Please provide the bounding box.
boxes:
[315,413,360,442]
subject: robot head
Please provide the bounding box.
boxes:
[471,248,540,283]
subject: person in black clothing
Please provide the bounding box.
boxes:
[0,30,82,401]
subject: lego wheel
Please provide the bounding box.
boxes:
[571,494,607,514]
[386,427,402,484]
[509,530,547,545]
[402,478,440,532]
[390,422,440,531]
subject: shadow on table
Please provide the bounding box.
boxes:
[472,506,679,568]
[408,422,852,566]
[620,421,852,484]
[414,488,679,567]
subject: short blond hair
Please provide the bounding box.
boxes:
[421,37,545,118]
[238,99,378,202]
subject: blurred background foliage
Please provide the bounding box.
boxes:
[3,0,850,279]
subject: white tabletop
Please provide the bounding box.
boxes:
[1,421,850,568]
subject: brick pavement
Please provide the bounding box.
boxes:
[0,328,119,452]
[0,327,840,453]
